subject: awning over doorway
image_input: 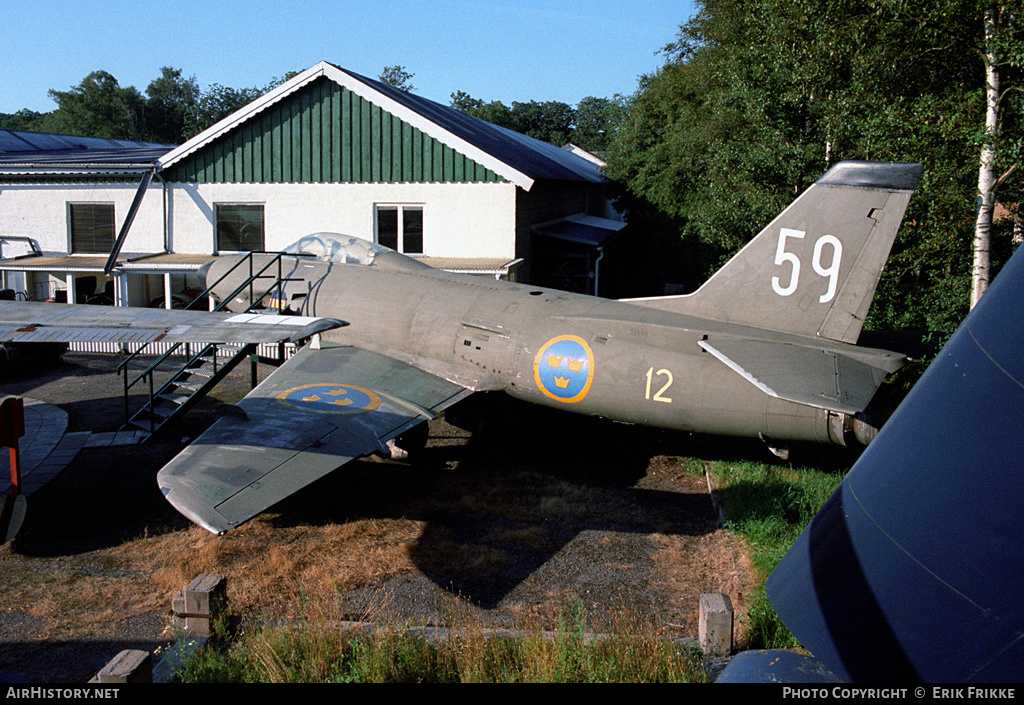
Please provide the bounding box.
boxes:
[532,214,626,247]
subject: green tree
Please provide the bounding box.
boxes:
[605,0,1022,335]
[450,92,514,129]
[507,100,575,145]
[472,100,514,128]
[450,91,628,150]
[972,3,1023,307]
[187,83,263,139]
[449,90,483,114]
[573,95,628,153]
[46,70,145,140]
[143,67,200,144]
[0,109,48,132]
[378,65,415,92]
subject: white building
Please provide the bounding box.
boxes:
[0,61,624,309]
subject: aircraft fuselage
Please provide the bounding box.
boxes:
[205,251,842,445]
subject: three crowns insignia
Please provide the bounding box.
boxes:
[546,355,585,373]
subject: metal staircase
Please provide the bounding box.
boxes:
[117,251,301,438]
[120,342,258,435]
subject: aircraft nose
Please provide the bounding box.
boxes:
[197,259,214,288]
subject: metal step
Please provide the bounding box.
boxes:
[172,380,204,392]
[156,393,190,406]
[149,403,178,418]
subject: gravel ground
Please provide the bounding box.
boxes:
[0,352,758,683]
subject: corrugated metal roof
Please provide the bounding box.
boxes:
[335,66,603,185]
[4,63,605,188]
[0,130,174,167]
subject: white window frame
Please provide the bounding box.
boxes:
[374,204,424,255]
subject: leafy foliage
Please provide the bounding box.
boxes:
[16,63,628,156]
[45,70,146,140]
[378,65,416,92]
[605,0,1023,334]
[186,83,263,140]
[10,67,269,144]
[144,68,201,144]
[0,109,49,132]
[449,91,626,152]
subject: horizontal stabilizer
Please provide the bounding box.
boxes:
[157,343,471,534]
[699,337,904,414]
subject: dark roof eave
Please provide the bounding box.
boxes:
[0,164,159,171]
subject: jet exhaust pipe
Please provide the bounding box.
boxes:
[828,409,885,447]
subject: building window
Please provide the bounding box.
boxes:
[375,205,423,254]
[215,204,265,252]
[69,203,115,254]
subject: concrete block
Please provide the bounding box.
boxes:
[699,593,733,657]
[173,573,226,637]
[95,649,152,683]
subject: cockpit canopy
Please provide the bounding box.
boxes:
[282,233,392,265]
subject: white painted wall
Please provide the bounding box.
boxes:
[1,180,520,260]
[0,182,165,255]
[165,181,520,259]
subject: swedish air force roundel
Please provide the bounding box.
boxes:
[533,335,594,403]
[277,383,381,414]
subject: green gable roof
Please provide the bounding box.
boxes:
[161,77,504,184]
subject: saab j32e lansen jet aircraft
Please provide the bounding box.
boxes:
[0,160,922,534]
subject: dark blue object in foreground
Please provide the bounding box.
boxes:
[716,650,844,683]
[767,245,1024,683]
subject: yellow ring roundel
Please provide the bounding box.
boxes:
[277,383,381,414]
[533,334,595,404]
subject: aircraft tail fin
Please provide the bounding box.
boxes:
[629,161,922,343]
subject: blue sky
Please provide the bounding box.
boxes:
[1,0,695,115]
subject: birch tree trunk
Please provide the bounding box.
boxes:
[972,5,1001,309]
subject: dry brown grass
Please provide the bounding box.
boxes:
[109,515,427,619]
[0,542,166,640]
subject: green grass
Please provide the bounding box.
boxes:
[707,457,846,649]
[173,600,707,683]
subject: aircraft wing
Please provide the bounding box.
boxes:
[157,342,472,534]
[0,301,344,345]
[698,337,905,414]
